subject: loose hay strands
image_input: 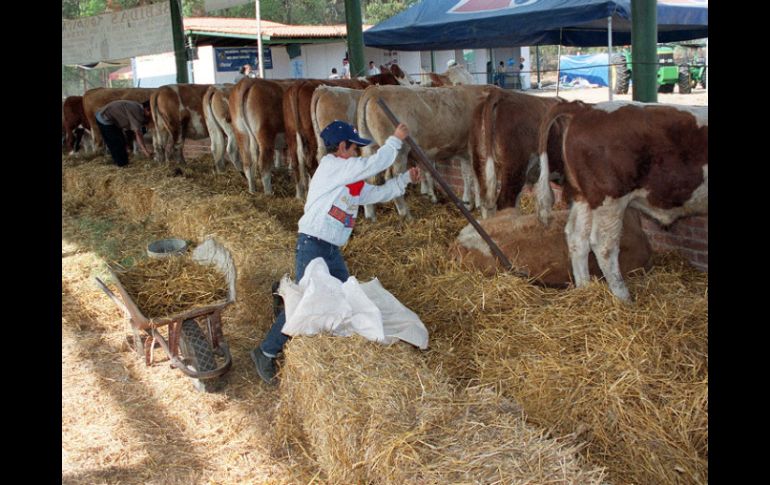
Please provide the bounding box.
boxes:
[117,256,228,318]
[474,253,708,485]
[63,154,707,485]
[276,334,606,485]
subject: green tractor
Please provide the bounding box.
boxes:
[611,45,706,94]
[676,47,707,93]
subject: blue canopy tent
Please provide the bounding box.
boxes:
[364,0,707,98]
[363,0,708,50]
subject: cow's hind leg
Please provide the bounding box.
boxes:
[590,201,631,301]
[259,138,274,196]
[566,201,593,288]
[362,144,379,221]
[390,153,412,220]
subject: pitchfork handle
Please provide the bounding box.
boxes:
[375,98,516,273]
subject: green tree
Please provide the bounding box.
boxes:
[364,0,417,25]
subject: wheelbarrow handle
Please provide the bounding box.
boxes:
[94,277,131,319]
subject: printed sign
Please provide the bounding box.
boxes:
[62,3,173,65]
[215,47,273,71]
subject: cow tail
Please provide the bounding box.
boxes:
[292,82,306,173]
[356,90,373,152]
[149,91,165,155]
[535,101,582,226]
[203,88,224,168]
[310,86,324,162]
[241,82,259,165]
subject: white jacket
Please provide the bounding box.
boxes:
[297,136,412,246]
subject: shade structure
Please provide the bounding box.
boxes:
[363,0,708,50]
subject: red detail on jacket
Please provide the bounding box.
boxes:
[347,180,364,196]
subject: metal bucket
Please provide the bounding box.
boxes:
[147,238,188,259]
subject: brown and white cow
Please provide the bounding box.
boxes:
[425,65,476,86]
[202,84,242,173]
[470,88,568,219]
[62,95,91,154]
[534,100,708,301]
[228,77,293,194]
[150,84,211,164]
[356,84,494,220]
[82,87,156,154]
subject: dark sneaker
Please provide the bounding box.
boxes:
[251,348,277,386]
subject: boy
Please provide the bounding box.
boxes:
[251,120,420,385]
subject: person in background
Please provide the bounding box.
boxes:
[495,61,506,87]
[329,67,341,79]
[367,61,380,76]
[94,99,152,167]
[341,58,351,79]
[518,56,528,90]
[250,120,422,385]
[235,63,256,82]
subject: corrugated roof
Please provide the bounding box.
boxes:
[184,17,372,39]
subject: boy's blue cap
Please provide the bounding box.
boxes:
[321,120,372,147]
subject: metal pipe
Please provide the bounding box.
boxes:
[256,1,264,78]
[344,0,366,77]
[608,16,613,101]
[631,0,657,102]
[375,98,519,274]
[170,0,188,83]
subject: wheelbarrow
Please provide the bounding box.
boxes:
[95,238,237,392]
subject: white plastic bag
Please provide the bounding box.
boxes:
[279,257,429,349]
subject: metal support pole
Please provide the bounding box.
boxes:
[255,1,264,78]
[170,0,188,83]
[376,98,519,274]
[607,16,613,101]
[631,0,657,102]
[344,0,366,77]
[536,45,541,89]
[556,32,562,97]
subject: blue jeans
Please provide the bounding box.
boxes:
[259,233,350,357]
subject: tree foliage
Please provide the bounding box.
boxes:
[62,0,418,26]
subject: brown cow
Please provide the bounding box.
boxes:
[470,88,568,219]
[202,84,242,173]
[310,85,365,165]
[150,84,212,164]
[62,96,91,153]
[451,207,652,287]
[535,101,708,301]
[356,84,494,220]
[82,87,155,153]
[282,69,408,200]
[228,77,293,194]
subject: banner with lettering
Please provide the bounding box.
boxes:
[62,3,173,65]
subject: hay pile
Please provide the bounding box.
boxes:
[474,254,708,485]
[276,334,606,484]
[116,256,228,318]
[63,155,707,484]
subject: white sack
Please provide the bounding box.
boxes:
[279,257,428,349]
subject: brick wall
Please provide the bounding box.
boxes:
[434,158,708,272]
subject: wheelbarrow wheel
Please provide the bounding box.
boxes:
[179,319,220,392]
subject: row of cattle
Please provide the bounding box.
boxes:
[62,64,708,301]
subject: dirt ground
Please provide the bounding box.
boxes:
[527,85,708,106]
